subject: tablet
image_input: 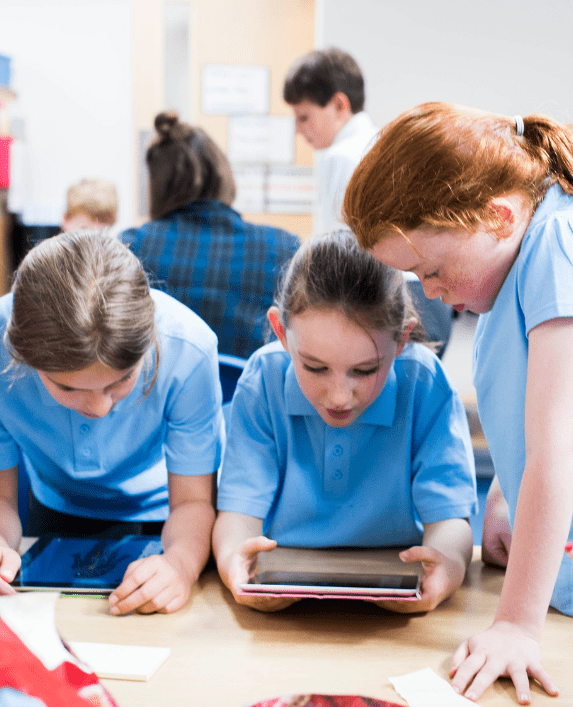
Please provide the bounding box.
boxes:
[12,535,163,594]
[238,546,422,601]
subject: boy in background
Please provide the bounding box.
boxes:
[283,47,378,236]
[283,47,454,356]
[62,178,118,232]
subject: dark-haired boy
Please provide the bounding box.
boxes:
[284,47,454,356]
[283,47,378,236]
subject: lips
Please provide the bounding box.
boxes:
[327,409,352,420]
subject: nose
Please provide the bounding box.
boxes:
[421,279,446,301]
[327,375,354,408]
[80,391,114,418]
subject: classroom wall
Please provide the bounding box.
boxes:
[3,0,573,251]
[319,0,573,127]
[133,0,315,236]
[0,0,315,242]
[0,0,135,234]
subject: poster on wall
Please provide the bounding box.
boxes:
[201,64,269,115]
[232,164,315,214]
[228,115,295,164]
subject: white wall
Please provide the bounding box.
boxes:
[320,0,573,127]
[0,0,134,231]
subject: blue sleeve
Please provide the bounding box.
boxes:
[216,369,281,519]
[409,362,478,524]
[519,212,573,334]
[163,339,223,477]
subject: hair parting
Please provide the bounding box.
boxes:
[272,230,428,347]
[5,230,160,398]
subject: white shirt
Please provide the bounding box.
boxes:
[314,112,378,236]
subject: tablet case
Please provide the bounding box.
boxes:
[239,546,422,601]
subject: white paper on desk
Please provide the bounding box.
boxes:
[389,667,479,706]
[69,641,170,681]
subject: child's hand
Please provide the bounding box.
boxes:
[0,545,20,595]
[373,544,465,614]
[449,620,558,704]
[482,478,512,568]
[108,553,191,615]
[228,536,299,612]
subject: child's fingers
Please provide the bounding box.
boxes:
[0,546,22,584]
[399,545,441,565]
[109,557,159,610]
[240,536,277,560]
[0,577,17,595]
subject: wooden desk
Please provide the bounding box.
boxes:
[43,548,571,707]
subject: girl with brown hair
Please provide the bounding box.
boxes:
[213,230,476,614]
[0,230,223,616]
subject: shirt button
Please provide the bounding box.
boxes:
[333,445,343,457]
[82,448,92,458]
[332,469,343,480]
[80,424,90,434]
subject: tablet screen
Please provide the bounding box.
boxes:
[13,536,163,593]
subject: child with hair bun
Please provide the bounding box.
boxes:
[213,230,476,614]
[344,101,573,703]
[122,110,300,360]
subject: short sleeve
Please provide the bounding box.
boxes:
[409,364,477,524]
[216,371,282,519]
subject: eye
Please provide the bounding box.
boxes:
[303,364,327,374]
[352,366,380,377]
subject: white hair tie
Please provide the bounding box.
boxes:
[514,115,525,136]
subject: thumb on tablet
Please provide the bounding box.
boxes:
[240,536,277,560]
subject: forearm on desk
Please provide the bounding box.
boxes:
[162,473,217,583]
[494,458,572,638]
[423,517,473,571]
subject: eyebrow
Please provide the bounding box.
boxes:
[47,367,137,392]
[298,352,384,367]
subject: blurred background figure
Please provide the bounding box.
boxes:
[61,177,118,232]
[284,46,377,237]
[121,111,300,360]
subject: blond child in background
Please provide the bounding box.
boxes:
[62,177,118,232]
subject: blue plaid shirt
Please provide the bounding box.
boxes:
[121,200,300,359]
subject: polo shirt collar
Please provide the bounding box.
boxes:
[284,360,398,427]
[332,111,373,146]
[35,371,60,407]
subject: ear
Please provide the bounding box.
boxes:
[330,91,352,116]
[267,306,289,351]
[396,317,417,356]
[489,198,516,239]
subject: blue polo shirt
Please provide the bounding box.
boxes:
[0,289,223,521]
[474,183,573,615]
[217,341,476,547]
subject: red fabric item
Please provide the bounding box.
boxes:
[0,618,117,707]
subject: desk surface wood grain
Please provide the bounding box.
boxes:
[41,547,571,707]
